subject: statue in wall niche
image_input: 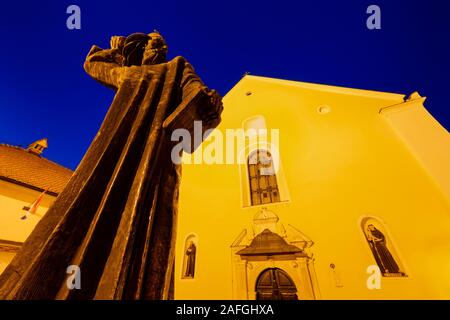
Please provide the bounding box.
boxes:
[184,241,196,278]
[365,224,401,275]
[0,31,223,300]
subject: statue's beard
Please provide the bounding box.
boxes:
[142,49,166,65]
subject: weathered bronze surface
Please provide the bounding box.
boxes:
[0,32,223,300]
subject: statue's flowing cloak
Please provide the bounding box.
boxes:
[0,46,221,299]
[369,229,400,274]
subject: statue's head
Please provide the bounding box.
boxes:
[367,224,376,232]
[143,32,168,65]
[122,31,168,66]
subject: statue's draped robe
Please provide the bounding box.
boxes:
[368,229,400,274]
[185,244,196,278]
[0,46,221,300]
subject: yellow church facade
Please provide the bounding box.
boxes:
[174,75,450,300]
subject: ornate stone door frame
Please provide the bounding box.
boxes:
[231,209,320,300]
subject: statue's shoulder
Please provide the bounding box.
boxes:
[168,56,191,69]
[170,56,188,64]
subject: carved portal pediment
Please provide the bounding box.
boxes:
[236,229,305,256]
[231,209,314,252]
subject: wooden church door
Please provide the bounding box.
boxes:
[255,268,298,300]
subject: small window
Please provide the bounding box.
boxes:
[361,218,407,277]
[247,150,280,206]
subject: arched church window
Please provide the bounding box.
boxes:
[182,235,197,279]
[361,218,407,277]
[247,149,280,206]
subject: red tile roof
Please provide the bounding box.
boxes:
[0,144,73,195]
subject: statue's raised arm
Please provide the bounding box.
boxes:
[83,36,126,89]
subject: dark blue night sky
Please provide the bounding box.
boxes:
[0,0,448,169]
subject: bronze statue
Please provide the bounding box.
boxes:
[0,31,223,299]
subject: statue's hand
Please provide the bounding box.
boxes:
[110,36,126,51]
[200,88,223,123]
[207,89,222,109]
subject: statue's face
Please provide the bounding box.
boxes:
[142,33,167,65]
[368,225,375,231]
